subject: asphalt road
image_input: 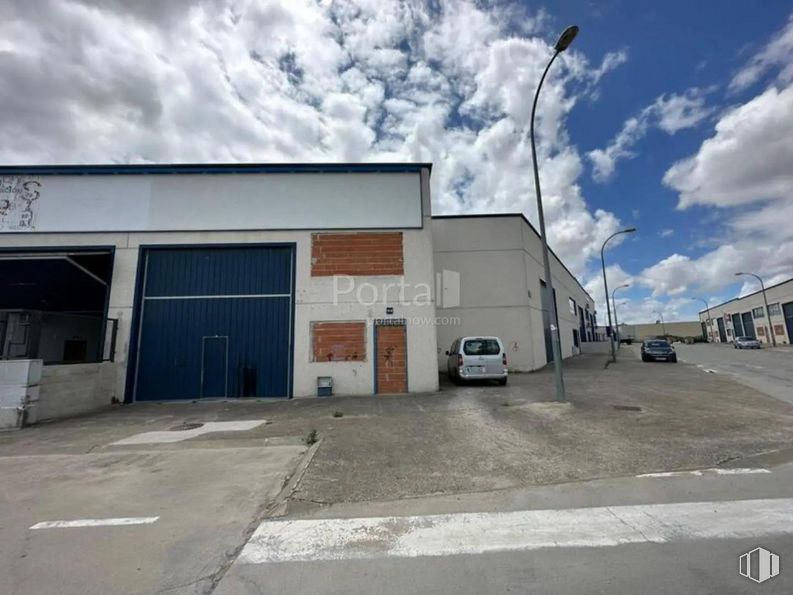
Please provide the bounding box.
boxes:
[216,464,793,594]
[670,343,793,405]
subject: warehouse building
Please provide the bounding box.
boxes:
[699,277,793,345]
[0,163,439,425]
[432,214,596,371]
[1,163,597,427]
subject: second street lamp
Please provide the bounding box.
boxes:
[529,25,579,402]
[654,310,667,336]
[600,227,636,362]
[612,284,630,346]
[692,297,711,342]
[735,272,776,347]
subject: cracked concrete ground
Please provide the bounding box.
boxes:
[1,348,792,593]
[0,422,308,595]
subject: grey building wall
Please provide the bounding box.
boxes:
[432,215,595,372]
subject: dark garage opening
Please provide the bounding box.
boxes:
[0,250,114,364]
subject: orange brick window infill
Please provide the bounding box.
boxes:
[311,232,403,276]
[312,321,366,362]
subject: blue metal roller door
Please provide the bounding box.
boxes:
[741,312,756,339]
[134,245,294,401]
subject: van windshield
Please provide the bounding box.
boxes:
[463,339,500,356]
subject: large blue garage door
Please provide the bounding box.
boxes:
[134,246,294,401]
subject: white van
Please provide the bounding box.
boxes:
[445,336,508,385]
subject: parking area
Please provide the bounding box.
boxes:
[2,351,793,594]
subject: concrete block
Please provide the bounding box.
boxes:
[0,406,23,431]
[0,384,27,407]
[23,386,40,426]
[0,359,43,386]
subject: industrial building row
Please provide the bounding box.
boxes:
[699,278,793,345]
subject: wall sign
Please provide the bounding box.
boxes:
[0,177,40,231]
[0,172,422,233]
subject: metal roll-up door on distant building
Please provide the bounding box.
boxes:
[133,246,294,401]
[741,312,756,339]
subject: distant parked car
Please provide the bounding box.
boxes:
[734,336,761,349]
[446,336,508,385]
[641,339,677,362]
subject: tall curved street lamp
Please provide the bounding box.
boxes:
[692,297,711,342]
[735,272,776,347]
[530,24,579,402]
[601,227,636,362]
[611,284,630,345]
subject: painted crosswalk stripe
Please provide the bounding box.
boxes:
[238,498,793,563]
[636,467,771,478]
[30,517,160,530]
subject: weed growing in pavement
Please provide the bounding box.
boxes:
[332,411,344,418]
[304,429,318,445]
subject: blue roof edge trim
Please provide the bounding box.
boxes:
[0,162,432,176]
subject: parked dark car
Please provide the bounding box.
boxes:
[641,339,677,362]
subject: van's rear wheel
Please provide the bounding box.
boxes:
[498,378,507,386]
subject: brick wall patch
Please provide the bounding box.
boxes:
[312,321,366,362]
[311,232,404,276]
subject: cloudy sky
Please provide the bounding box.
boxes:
[2,0,792,323]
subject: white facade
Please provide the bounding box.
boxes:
[701,278,793,345]
[0,164,438,408]
[432,215,595,371]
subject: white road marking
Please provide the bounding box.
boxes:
[30,517,159,530]
[712,468,772,475]
[110,420,266,445]
[237,497,793,564]
[636,468,770,478]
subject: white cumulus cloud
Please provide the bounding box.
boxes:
[729,14,793,93]
[0,0,629,277]
[588,87,713,183]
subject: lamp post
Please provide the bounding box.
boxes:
[611,284,630,347]
[735,272,776,347]
[692,297,711,342]
[530,24,579,402]
[654,310,667,336]
[601,227,636,362]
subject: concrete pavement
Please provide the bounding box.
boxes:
[2,351,793,594]
[0,416,308,595]
[671,343,793,404]
[216,463,793,594]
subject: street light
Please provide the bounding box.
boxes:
[735,272,776,347]
[611,284,630,346]
[654,310,667,336]
[691,297,711,342]
[600,227,636,362]
[530,24,579,402]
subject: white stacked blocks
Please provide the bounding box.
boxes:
[0,359,43,431]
